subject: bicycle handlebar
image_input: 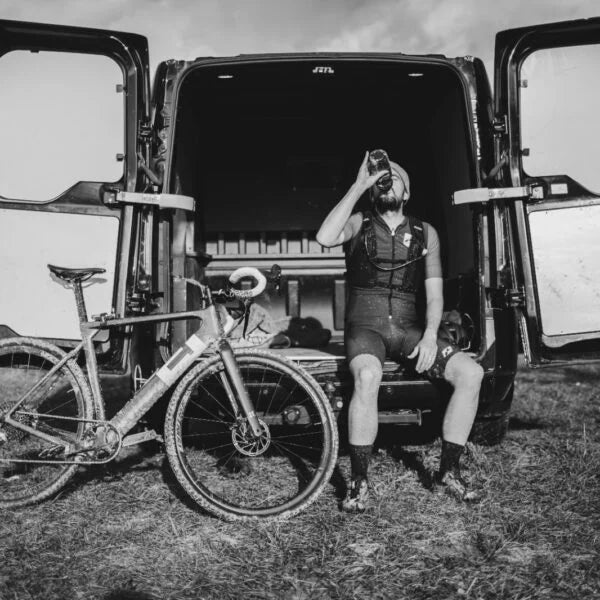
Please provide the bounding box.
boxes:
[228,267,267,299]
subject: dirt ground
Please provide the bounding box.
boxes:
[1,361,599,600]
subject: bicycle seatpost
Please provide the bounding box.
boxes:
[71,279,89,323]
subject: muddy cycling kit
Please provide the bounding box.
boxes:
[344,210,459,377]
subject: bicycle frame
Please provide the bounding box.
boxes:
[89,303,264,441]
[3,285,264,462]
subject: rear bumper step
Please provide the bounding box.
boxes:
[377,409,428,425]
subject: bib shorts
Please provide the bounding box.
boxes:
[345,290,460,379]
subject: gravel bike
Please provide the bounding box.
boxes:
[0,264,338,521]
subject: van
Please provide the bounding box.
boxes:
[1,17,599,445]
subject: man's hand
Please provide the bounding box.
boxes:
[407,331,438,373]
[355,151,388,193]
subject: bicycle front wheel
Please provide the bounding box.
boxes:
[0,337,93,508]
[165,349,338,521]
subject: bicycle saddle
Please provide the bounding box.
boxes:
[47,264,106,282]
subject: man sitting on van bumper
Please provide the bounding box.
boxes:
[316,152,484,511]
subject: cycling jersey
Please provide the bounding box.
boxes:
[344,210,459,376]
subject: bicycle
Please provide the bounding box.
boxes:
[0,264,338,521]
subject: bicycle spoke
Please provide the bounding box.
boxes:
[0,340,91,508]
[194,379,237,420]
[166,350,337,520]
[188,396,233,425]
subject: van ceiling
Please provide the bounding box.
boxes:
[172,59,474,238]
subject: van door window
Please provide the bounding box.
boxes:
[0,50,124,201]
[520,44,600,193]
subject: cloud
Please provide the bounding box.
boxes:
[0,0,598,76]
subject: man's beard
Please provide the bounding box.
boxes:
[374,191,402,213]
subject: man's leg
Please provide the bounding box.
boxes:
[440,352,484,501]
[342,353,383,512]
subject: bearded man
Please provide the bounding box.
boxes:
[316,151,484,512]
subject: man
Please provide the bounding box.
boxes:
[316,151,484,512]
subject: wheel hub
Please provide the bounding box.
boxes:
[231,418,271,456]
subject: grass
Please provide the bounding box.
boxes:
[1,362,600,599]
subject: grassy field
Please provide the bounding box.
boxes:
[2,362,600,600]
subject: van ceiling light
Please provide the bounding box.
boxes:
[408,72,424,77]
[218,74,234,79]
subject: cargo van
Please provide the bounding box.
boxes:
[1,17,599,444]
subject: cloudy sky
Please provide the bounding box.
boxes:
[0,0,599,202]
[1,0,599,75]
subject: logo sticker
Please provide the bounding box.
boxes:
[403,232,412,247]
[312,66,334,74]
[441,346,453,358]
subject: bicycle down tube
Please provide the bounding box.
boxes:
[107,304,264,439]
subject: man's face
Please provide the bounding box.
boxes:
[371,171,406,213]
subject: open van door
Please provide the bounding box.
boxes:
[457,18,600,367]
[0,19,150,345]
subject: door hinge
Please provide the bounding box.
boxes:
[492,115,508,135]
[127,289,164,314]
[487,286,525,309]
[139,120,153,140]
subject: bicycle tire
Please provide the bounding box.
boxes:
[164,349,338,521]
[0,337,93,508]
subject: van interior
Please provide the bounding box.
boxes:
[169,59,480,356]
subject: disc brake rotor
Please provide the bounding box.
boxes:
[231,418,271,456]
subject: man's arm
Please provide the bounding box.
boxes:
[407,277,443,372]
[316,151,384,247]
[423,277,444,338]
[408,223,444,373]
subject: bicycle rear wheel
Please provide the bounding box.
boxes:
[165,349,338,521]
[0,337,93,508]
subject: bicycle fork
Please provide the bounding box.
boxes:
[216,340,263,438]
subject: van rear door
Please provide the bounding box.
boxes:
[494,18,600,366]
[0,19,149,344]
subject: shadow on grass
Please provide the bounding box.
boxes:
[334,418,442,495]
[390,446,436,491]
[104,589,157,600]
[157,449,348,518]
[46,442,165,502]
[71,442,163,486]
[330,463,348,500]
[508,416,546,431]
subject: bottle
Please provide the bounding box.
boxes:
[367,149,393,192]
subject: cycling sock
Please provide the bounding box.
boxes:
[439,440,465,475]
[348,444,372,480]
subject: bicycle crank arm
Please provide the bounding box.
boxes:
[122,429,163,447]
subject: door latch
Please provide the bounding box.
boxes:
[102,188,195,211]
[452,185,530,206]
[486,286,525,309]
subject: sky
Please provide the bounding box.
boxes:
[0,0,599,201]
[1,0,599,76]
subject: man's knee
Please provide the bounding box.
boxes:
[350,355,382,396]
[445,354,484,391]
